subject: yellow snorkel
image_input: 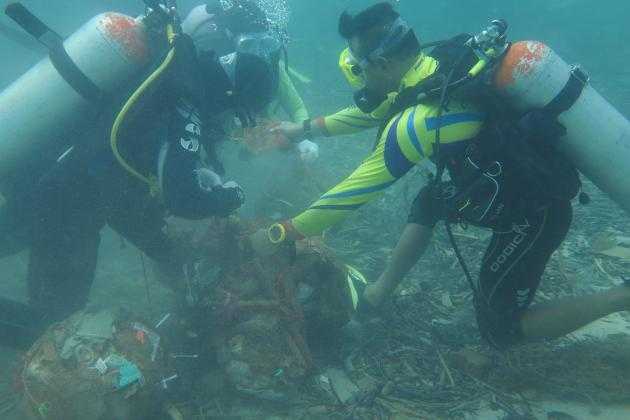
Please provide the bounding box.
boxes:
[110,2,180,197]
[338,47,365,90]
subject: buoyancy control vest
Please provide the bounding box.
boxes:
[380,33,583,227]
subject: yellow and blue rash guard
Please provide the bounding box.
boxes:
[293,100,484,236]
[314,53,440,138]
[290,55,484,237]
[264,62,310,123]
[316,105,384,137]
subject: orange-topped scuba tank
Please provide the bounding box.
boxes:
[0,3,155,184]
[339,18,630,213]
[384,20,630,214]
[451,20,630,213]
[493,40,630,212]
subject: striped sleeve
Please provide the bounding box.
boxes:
[291,101,485,237]
[318,106,384,137]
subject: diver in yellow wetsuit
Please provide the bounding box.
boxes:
[252,2,630,350]
[265,62,309,123]
[183,2,314,155]
[253,10,484,240]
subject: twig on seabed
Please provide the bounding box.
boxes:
[0,395,18,416]
[436,347,455,387]
[464,372,532,415]
[594,257,615,281]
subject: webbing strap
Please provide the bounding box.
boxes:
[5,2,105,104]
[544,65,589,118]
[49,41,105,105]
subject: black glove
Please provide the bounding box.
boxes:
[207,181,245,217]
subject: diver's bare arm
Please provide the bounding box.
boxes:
[366,223,433,306]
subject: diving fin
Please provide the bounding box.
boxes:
[0,296,47,350]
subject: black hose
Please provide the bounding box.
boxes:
[431,47,480,295]
[446,223,477,292]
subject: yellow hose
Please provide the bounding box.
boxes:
[110,24,177,197]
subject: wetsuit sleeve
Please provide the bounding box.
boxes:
[291,102,484,237]
[315,106,384,137]
[277,64,310,123]
[160,100,244,219]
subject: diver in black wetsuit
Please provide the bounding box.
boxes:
[0,31,277,349]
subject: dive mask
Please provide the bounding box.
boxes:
[339,17,413,90]
[350,17,413,70]
[339,47,365,90]
[235,31,282,63]
[218,51,275,125]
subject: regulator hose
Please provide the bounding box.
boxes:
[110,23,177,197]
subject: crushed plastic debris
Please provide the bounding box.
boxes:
[114,359,144,390]
[19,310,173,420]
[91,358,108,375]
[154,313,171,329]
[132,322,161,362]
[158,374,179,389]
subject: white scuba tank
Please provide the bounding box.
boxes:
[0,12,151,180]
[494,41,630,213]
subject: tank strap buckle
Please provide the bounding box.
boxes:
[544,64,589,118]
[570,65,590,86]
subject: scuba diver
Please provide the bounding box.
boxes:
[250,2,630,349]
[182,1,320,222]
[182,1,315,148]
[0,2,276,349]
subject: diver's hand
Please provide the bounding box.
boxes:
[195,168,223,190]
[297,140,319,163]
[269,121,304,142]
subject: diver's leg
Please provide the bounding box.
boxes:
[520,284,630,340]
[27,171,104,323]
[476,201,570,347]
[27,221,101,322]
[475,200,630,347]
[517,201,630,339]
[365,223,433,306]
[107,196,185,289]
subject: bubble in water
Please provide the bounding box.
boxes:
[255,0,291,42]
[215,0,291,43]
[219,0,235,8]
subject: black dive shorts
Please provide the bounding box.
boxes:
[408,186,573,348]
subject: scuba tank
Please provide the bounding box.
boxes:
[0,2,180,348]
[395,20,630,215]
[494,41,630,213]
[0,4,153,182]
